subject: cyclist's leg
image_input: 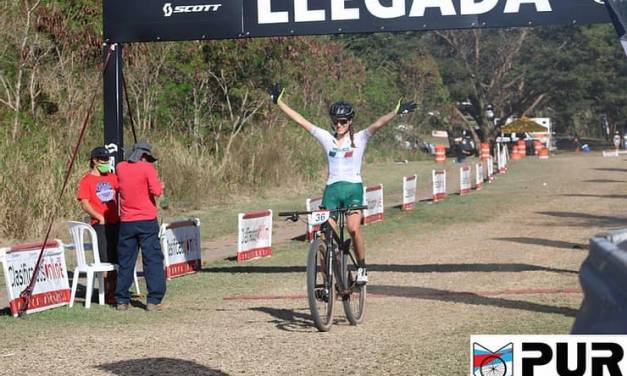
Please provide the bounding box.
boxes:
[321,182,341,232]
[346,210,364,263]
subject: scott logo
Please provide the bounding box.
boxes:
[163,2,222,17]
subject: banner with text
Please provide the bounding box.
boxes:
[460,166,472,195]
[237,210,273,261]
[0,240,70,317]
[402,175,417,210]
[160,218,202,279]
[104,0,610,43]
[476,163,484,190]
[363,184,384,225]
[432,170,447,202]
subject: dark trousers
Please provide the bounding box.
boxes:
[115,219,166,305]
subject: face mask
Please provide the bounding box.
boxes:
[96,163,110,173]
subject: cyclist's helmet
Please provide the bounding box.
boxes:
[329,101,355,121]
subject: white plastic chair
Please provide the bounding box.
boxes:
[67,221,115,308]
[66,221,141,308]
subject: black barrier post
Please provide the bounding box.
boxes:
[103,43,124,165]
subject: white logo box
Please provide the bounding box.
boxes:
[471,335,627,376]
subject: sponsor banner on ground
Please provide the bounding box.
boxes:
[476,163,484,190]
[363,184,384,225]
[160,218,202,279]
[432,169,447,202]
[471,335,627,376]
[237,210,272,261]
[487,156,494,182]
[305,196,323,241]
[460,166,471,195]
[402,175,417,210]
[0,240,70,317]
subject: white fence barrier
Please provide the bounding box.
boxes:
[237,210,272,262]
[0,240,70,317]
[160,218,202,279]
[402,175,417,210]
[432,170,447,202]
[487,156,494,182]
[475,163,484,190]
[460,166,471,195]
[363,184,384,225]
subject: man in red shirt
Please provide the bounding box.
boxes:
[115,142,165,311]
[77,146,119,304]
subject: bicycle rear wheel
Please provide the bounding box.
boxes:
[341,253,366,325]
[306,239,335,332]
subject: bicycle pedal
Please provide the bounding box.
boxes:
[315,288,329,302]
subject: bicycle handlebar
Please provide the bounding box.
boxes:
[278,205,368,218]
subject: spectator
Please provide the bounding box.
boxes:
[76,146,119,305]
[115,142,165,312]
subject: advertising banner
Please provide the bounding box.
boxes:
[104,0,611,43]
[432,169,447,202]
[402,175,417,210]
[305,196,323,241]
[237,210,272,261]
[460,166,472,195]
[160,218,202,279]
[487,156,494,182]
[363,184,384,225]
[476,163,484,190]
[0,240,70,317]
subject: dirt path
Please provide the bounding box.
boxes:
[3,152,627,376]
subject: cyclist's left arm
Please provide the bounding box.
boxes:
[367,99,417,136]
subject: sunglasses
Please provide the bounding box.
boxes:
[335,119,350,125]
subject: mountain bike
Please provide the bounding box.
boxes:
[279,205,367,332]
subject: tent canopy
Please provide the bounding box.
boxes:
[500,117,547,133]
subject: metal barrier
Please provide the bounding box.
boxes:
[572,229,627,333]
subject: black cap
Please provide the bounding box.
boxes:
[90,146,110,159]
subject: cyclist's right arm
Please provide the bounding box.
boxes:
[278,100,315,133]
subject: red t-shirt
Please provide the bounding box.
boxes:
[76,173,120,224]
[116,161,163,222]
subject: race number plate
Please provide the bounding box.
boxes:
[308,210,330,226]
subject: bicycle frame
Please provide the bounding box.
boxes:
[318,211,360,297]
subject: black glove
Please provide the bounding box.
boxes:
[268,83,285,104]
[396,100,417,115]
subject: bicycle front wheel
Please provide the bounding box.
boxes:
[341,253,366,325]
[306,239,335,332]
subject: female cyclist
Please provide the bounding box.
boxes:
[269,83,416,283]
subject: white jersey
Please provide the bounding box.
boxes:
[310,125,371,185]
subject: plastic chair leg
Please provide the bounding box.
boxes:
[133,267,141,296]
[69,268,80,308]
[85,270,94,309]
[97,273,105,306]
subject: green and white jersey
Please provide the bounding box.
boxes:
[310,125,371,185]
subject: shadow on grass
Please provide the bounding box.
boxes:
[494,237,586,250]
[369,285,578,317]
[562,193,627,199]
[97,358,229,375]
[592,168,627,173]
[249,306,315,332]
[202,263,576,274]
[582,179,627,183]
[537,211,627,227]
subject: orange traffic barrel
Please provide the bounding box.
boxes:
[512,145,522,160]
[539,147,549,159]
[480,143,490,161]
[533,140,542,155]
[435,145,446,164]
[516,140,526,157]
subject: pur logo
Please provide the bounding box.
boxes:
[163,3,222,17]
